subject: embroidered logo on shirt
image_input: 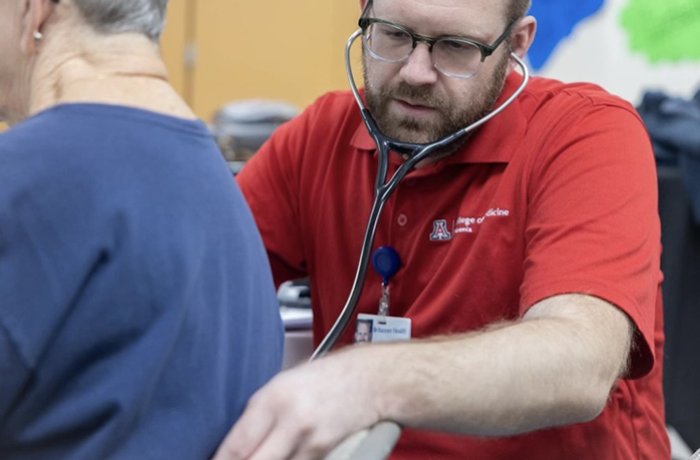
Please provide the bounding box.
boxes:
[432,208,511,241]
[429,219,453,241]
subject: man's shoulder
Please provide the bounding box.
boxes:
[302,89,359,123]
[516,76,643,131]
[523,76,636,113]
[267,89,362,151]
[309,89,357,108]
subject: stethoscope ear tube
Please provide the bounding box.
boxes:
[310,29,530,360]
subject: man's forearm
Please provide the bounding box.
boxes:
[367,294,632,436]
[212,294,633,459]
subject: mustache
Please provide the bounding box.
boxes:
[383,82,447,109]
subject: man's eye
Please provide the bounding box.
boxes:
[378,27,409,41]
[441,39,471,51]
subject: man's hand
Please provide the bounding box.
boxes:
[213,346,383,460]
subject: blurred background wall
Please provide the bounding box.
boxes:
[1,0,698,128]
[159,0,700,122]
[527,0,700,103]
[160,0,360,121]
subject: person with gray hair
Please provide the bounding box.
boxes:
[0,0,283,458]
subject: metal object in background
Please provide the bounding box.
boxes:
[211,99,298,173]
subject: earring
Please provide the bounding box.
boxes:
[33,31,43,41]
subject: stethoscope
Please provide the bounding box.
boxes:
[310,28,530,360]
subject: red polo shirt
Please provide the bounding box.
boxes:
[237,74,669,459]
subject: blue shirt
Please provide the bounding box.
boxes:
[0,104,283,459]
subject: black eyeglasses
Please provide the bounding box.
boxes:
[359,17,516,79]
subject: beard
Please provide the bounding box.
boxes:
[363,51,511,145]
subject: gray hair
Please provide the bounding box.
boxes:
[72,0,169,41]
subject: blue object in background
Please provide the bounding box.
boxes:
[528,0,605,70]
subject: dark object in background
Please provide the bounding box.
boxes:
[277,278,311,310]
[638,89,700,224]
[211,100,298,173]
[658,165,700,450]
[639,88,700,448]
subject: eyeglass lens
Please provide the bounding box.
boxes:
[364,22,483,78]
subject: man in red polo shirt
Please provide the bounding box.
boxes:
[215,0,669,458]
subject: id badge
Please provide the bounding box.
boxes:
[355,313,411,343]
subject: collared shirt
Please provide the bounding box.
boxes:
[238,74,669,459]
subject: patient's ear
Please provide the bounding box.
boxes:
[20,0,57,54]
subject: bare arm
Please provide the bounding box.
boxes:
[378,294,632,435]
[214,293,632,459]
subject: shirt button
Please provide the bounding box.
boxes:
[397,214,408,226]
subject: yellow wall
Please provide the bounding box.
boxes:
[160,0,362,121]
[160,0,189,98]
[3,1,348,130]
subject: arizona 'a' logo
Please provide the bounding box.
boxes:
[429,219,452,241]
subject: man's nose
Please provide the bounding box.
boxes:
[398,43,439,86]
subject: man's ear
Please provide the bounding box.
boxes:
[359,0,371,15]
[20,0,57,54]
[510,16,537,60]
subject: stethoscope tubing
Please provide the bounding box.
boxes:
[310,29,530,360]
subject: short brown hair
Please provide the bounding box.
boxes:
[507,0,532,24]
[362,1,531,26]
